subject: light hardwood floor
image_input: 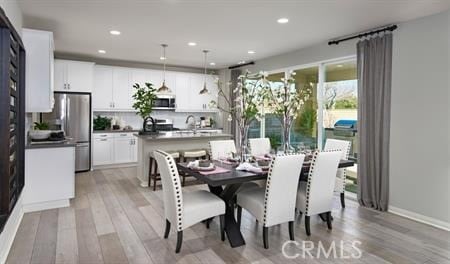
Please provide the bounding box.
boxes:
[6,167,450,264]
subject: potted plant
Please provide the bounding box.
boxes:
[132,82,158,135]
[209,70,264,161]
[29,122,51,140]
[93,115,112,131]
[260,70,311,153]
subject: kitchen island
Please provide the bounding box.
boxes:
[135,132,233,187]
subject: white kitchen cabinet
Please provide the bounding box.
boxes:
[93,133,137,166]
[112,67,132,109]
[24,147,75,212]
[54,59,94,92]
[93,66,113,110]
[23,28,55,113]
[93,134,114,165]
[175,73,191,110]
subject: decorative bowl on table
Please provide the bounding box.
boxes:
[193,163,216,171]
[257,159,270,167]
[198,160,211,168]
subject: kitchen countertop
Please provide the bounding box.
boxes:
[25,138,77,149]
[93,130,140,133]
[135,132,232,141]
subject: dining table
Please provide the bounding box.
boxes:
[177,158,355,248]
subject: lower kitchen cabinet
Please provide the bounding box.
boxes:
[93,133,137,166]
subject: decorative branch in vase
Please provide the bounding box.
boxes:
[132,82,158,135]
[260,70,311,153]
[209,70,264,161]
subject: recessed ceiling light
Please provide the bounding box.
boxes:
[277,18,289,24]
[110,30,121,35]
[188,42,197,46]
[337,64,343,68]
[98,50,106,54]
[160,56,166,60]
[210,62,216,66]
[248,50,255,54]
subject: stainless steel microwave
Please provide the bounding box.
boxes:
[153,94,176,110]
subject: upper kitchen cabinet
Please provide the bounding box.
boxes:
[112,67,132,110]
[22,29,55,113]
[176,73,218,112]
[54,59,94,92]
[93,65,113,110]
[93,65,134,111]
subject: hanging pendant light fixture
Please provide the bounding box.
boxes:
[157,44,172,93]
[199,50,209,95]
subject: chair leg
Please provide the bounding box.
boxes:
[305,216,311,236]
[340,192,345,208]
[206,219,210,229]
[237,205,242,229]
[153,162,158,191]
[175,231,183,253]
[164,219,171,238]
[262,226,269,249]
[148,157,153,189]
[326,212,332,230]
[288,221,294,240]
[220,214,225,241]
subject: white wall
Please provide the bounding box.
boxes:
[0,0,22,34]
[221,10,450,227]
[390,10,449,224]
[0,1,23,262]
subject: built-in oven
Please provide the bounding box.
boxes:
[153,94,176,110]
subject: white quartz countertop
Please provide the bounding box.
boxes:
[134,132,232,141]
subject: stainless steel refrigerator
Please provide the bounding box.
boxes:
[41,92,91,172]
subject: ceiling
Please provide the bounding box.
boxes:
[19,0,449,69]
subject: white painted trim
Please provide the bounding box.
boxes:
[22,199,70,213]
[388,205,450,231]
[0,195,24,264]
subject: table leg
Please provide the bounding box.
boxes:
[208,184,246,248]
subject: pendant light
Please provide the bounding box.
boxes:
[157,44,172,93]
[199,50,209,94]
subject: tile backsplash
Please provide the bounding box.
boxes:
[94,111,222,130]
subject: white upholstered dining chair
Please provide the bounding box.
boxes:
[249,138,271,156]
[209,139,237,160]
[153,150,226,253]
[323,139,351,208]
[236,154,305,249]
[296,150,342,236]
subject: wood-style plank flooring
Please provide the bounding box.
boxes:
[7,167,450,264]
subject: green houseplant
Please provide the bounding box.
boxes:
[132,82,158,134]
[33,122,49,130]
[93,116,112,130]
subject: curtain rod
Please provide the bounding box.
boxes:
[328,25,397,45]
[228,61,255,69]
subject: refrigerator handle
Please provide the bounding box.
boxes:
[66,96,70,135]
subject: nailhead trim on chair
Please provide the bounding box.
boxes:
[304,149,341,216]
[155,150,184,231]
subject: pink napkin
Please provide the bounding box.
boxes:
[254,155,272,161]
[199,166,230,175]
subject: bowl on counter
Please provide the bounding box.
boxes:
[29,130,52,140]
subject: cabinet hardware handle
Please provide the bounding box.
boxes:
[120,134,127,136]
[100,139,107,141]
[100,135,107,137]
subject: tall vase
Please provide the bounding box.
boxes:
[282,117,294,154]
[238,124,250,162]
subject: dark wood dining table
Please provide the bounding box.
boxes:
[177,159,355,248]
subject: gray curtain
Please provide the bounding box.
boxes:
[230,69,242,141]
[357,33,393,211]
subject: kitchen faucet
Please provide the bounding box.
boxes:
[185,115,197,134]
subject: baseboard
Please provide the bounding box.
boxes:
[22,199,70,213]
[93,163,137,170]
[388,206,450,231]
[0,195,24,264]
